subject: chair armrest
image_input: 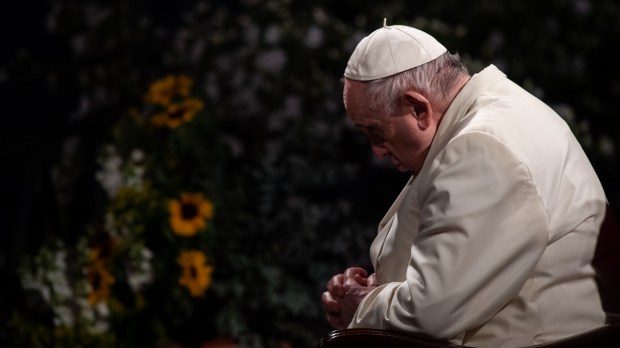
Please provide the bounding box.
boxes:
[317,328,466,348]
[317,321,620,348]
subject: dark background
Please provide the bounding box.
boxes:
[1,0,619,347]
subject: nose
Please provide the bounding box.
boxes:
[371,144,390,160]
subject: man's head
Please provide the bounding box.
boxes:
[343,22,469,174]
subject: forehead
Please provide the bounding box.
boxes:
[343,79,377,126]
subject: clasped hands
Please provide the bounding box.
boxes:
[321,267,378,329]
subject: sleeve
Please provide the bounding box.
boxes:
[349,132,550,340]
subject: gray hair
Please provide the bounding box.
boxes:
[365,52,469,116]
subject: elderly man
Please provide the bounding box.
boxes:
[322,22,609,346]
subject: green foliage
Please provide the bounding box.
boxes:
[8,310,117,348]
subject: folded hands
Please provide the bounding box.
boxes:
[321,267,378,329]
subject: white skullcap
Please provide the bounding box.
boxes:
[344,20,447,81]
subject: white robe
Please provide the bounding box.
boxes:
[349,65,607,347]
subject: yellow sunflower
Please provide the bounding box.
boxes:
[87,261,116,304]
[168,192,214,237]
[177,250,214,297]
[144,74,193,106]
[150,97,204,129]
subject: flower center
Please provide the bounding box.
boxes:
[92,271,102,289]
[181,203,198,219]
[168,107,186,120]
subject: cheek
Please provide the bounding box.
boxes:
[393,131,419,153]
[393,134,426,166]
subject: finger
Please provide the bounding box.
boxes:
[327,274,344,290]
[321,291,341,315]
[327,274,345,297]
[353,273,368,286]
[344,267,368,279]
[344,275,364,288]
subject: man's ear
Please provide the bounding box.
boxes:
[403,92,433,130]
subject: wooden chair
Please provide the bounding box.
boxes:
[318,205,620,347]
